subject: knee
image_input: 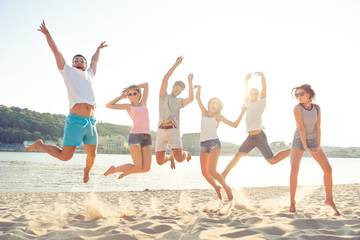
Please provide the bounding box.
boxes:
[60,153,73,161]
[142,165,151,173]
[87,152,96,159]
[209,169,217,177]
[324,165,332,175]
[173,152,183,162]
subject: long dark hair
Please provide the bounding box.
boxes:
[292,84,316,103]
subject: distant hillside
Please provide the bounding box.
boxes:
[0,105,132,143]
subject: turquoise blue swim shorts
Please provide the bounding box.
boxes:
[63,113,98,146]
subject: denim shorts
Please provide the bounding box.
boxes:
[200,139,222,153]
[63,113,97,146]
[238,131,274,160]
[291,138,317,150]
[128,133,152,147]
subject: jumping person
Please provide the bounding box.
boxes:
[104,83,152,179]
[289,84,340,215]
[195,85,247,201]
[222,72,290,179]
[26,21,107,183]
[155,56,194,169]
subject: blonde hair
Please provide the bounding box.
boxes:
[207,97,224,115]
[127,85,142,102]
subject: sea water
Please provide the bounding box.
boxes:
[0,152,359,193]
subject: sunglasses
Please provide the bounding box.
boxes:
[128,92,138,97]
[295,92,306,98]
[73,58,86,63]
[175,87,183,93]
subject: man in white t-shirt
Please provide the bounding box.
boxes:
[26,21,107,183]
[221,72,291,179]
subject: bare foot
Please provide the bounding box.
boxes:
[170,157,176,169]
[185,149,191,162]
[84,168,90,183]
[215,185,222,200]
[324,199,341,216]
[290,202,296,213]
[224,185,233,201]
[26,139,43,151]
[104,166,115,176]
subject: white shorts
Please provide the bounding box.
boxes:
[155,128,183,152]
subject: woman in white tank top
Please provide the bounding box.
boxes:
[194,85,247,202]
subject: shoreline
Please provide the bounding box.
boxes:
[1,184,359,239]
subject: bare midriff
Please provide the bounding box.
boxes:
[70,103,95,117]
[160,121,175,128]
[248,129,262,135]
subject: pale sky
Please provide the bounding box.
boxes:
[0,0,359,147]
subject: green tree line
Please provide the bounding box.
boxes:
[0,105,132,143]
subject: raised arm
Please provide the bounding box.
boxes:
[194,85,206,115]
[138,82,149,105]
[216,104,247,128]
[90,41,108,76]
[38,20,65,70]
[160,56,183,97]
[106,93,131,111]
[244,73,252,104]
[182,73,194,106]
[255,72,267,99]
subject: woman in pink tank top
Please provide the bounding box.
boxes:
[104,82,152,179]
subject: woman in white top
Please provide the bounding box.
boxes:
[194,85,247,201]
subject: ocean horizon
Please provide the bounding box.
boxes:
[0,152,359,193]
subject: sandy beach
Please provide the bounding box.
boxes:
[0,184,359,240]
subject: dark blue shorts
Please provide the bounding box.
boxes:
[200,139,222,153]
[128,133,152,147]
[238,131,274,160]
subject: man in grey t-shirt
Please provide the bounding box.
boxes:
[156,56,194,169]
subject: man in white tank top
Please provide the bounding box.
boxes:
[26,21,107,183]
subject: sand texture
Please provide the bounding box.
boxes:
[0,184,359,239]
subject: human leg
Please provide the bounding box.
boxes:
[221,152,246,179]
[26,139,76,161]
[310,149,340,215]
[172,148,191,163]
[155,129,174,167]
[208,148,233,201]
[289,148,304,212]
[268,148,291,165]
[200,151,222,200]
[221,135,253,179]
[84,144,97,183]
[118,144,146,179]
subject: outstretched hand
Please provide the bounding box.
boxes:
[98,41,108,49]
[188,72,194,81]
[175,56,184,65]
[254,72,264,77]
[245,73,252,81]
[38,20,49,35]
